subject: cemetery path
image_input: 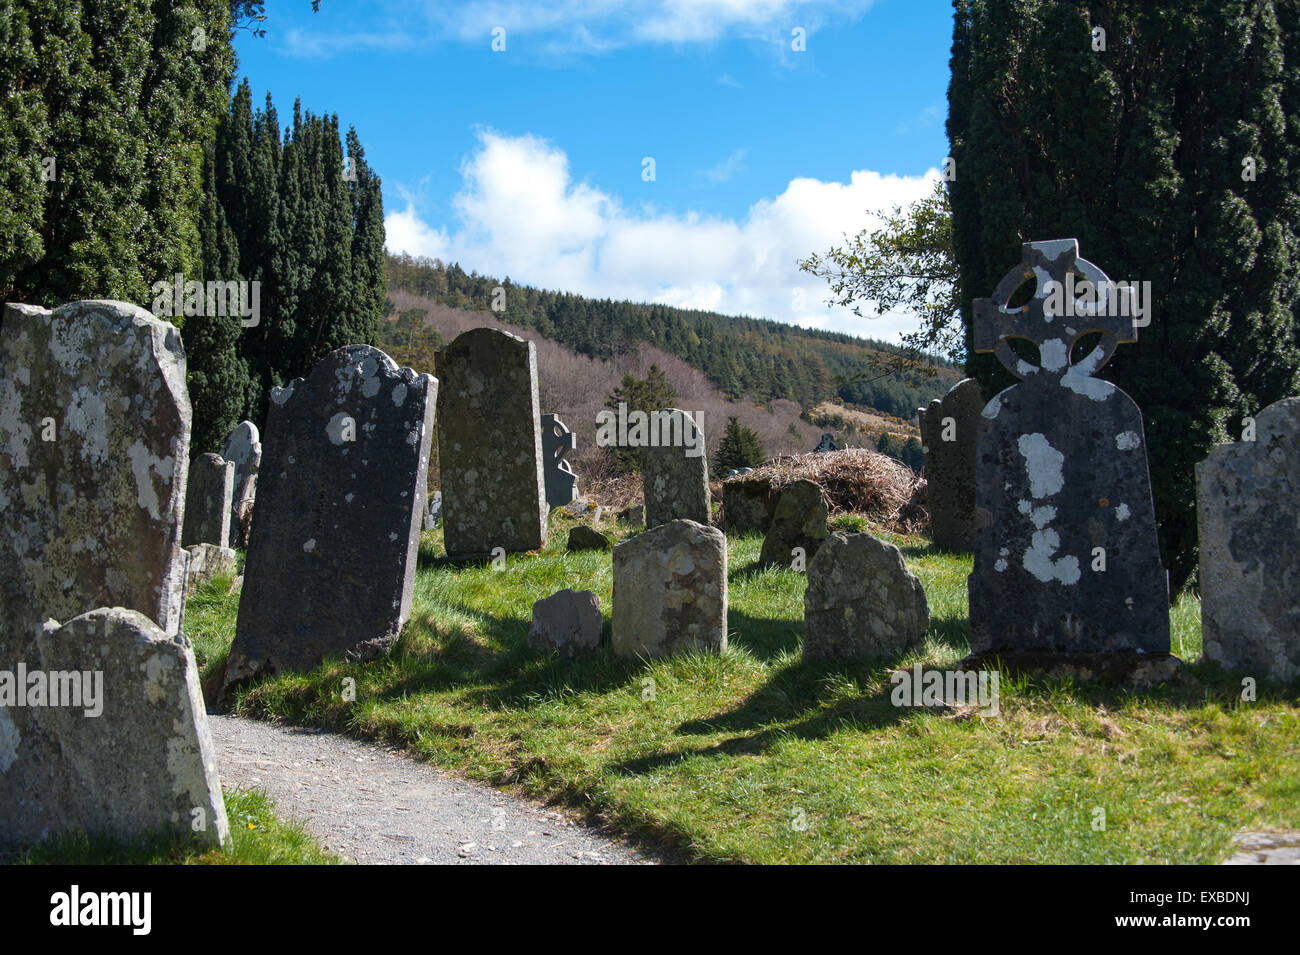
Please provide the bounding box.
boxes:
[207,714,657,865]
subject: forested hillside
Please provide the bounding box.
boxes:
[384,254,960,420]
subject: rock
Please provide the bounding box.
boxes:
[436,327,547,557]
[917,378,982,551]
[541,413,580,509]
[184,543,237,596]
[641,409,711,528]
[220,421,261,548]
[528,589,602,656]
[612,519,727,658]
[567,525,611,552]
[1196,396,1300,680]
[722,474,778,536]
[2,607,230,850]
[182,452,234,548]
[967,240,1170,657]
[803,531,929,659]
[1223,829,1300,865]
[222,345,435,697]
[759,479,828,567]
[422,490,443,531]
[0,300,191,846]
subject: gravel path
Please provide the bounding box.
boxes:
[207,714,656,865]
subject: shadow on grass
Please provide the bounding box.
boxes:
[727,607,801,660]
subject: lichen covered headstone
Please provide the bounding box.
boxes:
[436,328,547,557]
[1196,397,1300,680]
[612,519,727,658]
[917,378,982,551]
[222,345,435,695]
[182,452,234,548]
[759,479,829,567]
[528,589,602,656]
[722,474,778,536]
[541,413,579,509]
[220,420,261,547]
[967,240,1170,663]
[641,409,710,528]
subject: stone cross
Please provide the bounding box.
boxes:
[541,413,579,509]
[967,239,1169,657]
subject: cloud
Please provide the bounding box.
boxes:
[700,148,748,183]
[385,130,939,341]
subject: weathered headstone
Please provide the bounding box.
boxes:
[917,378,982,551]
[612,519,727,658]
[567,525,612,552]
[759,479,829,567]
[222,345,435,695]
[1196,397,1300,681]
[8,608,231,848]
[966,240,1171,669]
[814,433,840,453]
[641,409,710,528]
[220,420,261,547]
[541,413,579,509]
[182,452,234,548]
[184,543,238,596]
[422,490,443,531]
[722,474,778,536]
[528,589,603,656]
[0,300,194,846]
[436,328,547,557]
[803,531,929,659]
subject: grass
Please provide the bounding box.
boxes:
[187,511,1300,865]
[10,788,342,865]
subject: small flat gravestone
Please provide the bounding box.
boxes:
[567,525,612,552]
[612,519,727,658]
[965,240,1173,682]
[917,378,982,551]
[759,479,829,568]
[184,543,238,596]
[803,531,929,659]
[220,420,261,547]
[182,452,234,548]
[222,345,435,697]
[436,328,547,557]
[528,589,602,656]
[541,413,580,509]
[641,409,711,528]
[1196,397,1300,681]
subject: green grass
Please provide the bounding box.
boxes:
[189,512,1300,864]
[10,788,343,865]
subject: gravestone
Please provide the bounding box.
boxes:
[804,531,929,659]
[1196,397,1300,681]
[422,490,443,531]
[541,413,579,509]
[759,479,829,567]
[722,474,778,536]
[641,409,710,528]
[567,525,612,552]
[814,433,840,453]
[184,543,238,596]
[528,589,602,656]
[612,519,727,658]
[222,345,435,696]
[966,240,1171,671]
[13,608,231,849]
[917,378,982,551]
[182,452,234,548]
[220,420,261,547]
[0,300,193,846]
[436,328,547,557]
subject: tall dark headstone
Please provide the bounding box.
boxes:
[436,328,547,557]
[917,378,982,551]
[541,413,579,509]
[966,240,1171,672]
[222,345,435,695]
[182,452,234,548]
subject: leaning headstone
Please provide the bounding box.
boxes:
[182,452,234,548]
[722,474,778,536]
[759,479,829,567]
[1196,397,1300,681]
[541,413,580,509]
[528,589,602,656]
[222,345,435,696]
[0,300,192,847]
[804,531,929,659]
[917,378,982,551]
[567,525,612,552]
[436,328,547,557]
[641,409,710,528]
[184,543,238,596]
[966,240,1172,676]
[612,519,727,658]
[220,420,261,547]
[14,608,231,848]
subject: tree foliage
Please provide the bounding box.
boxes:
[716,416,767,472]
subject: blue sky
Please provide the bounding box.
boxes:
[233,0,954,340]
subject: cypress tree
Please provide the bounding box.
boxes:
[716,417,766,472]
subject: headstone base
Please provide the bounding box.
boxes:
[960,650,1182,688]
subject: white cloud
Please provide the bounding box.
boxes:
[384,130,938,342]
[700,148,748,183]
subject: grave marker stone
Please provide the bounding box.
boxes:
[182,452,233,548]
[220,420,261,547]
[917,378,982,551]
[641,409,710,528]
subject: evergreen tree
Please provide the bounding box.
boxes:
[947,0,1300,593]
[604,364,679,473]
[716,417,766,472]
